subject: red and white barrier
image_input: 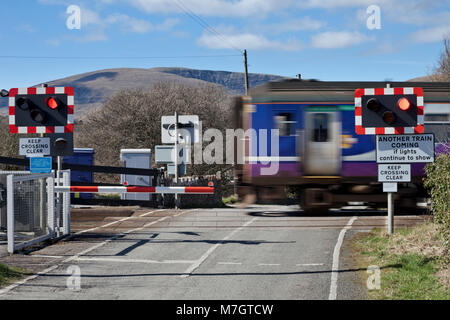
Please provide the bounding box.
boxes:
[54,185,214,194]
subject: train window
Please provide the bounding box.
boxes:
[312,113,329,142]
[275,113,296,136]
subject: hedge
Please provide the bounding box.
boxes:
[424,154,450,244]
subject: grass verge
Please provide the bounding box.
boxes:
[0,262,25,287]
[352,223,450,300]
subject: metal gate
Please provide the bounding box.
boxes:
[5,171,71,253]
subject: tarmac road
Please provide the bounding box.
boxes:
[0,205,427,300]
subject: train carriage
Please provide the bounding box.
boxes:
[233,80,450,212]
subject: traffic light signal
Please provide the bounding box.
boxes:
[47,133,74,156]
[8,87,74,134]
[354,87,424,135]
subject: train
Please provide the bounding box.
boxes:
[233,80,450,212]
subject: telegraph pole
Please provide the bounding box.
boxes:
[233,49,249,197]
[243,49,249,95]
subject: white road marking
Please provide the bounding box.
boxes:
[139,209,166,217]
[180,217,258,278]
[0,209,195,296]
[124,209,197,234]
[328,216,357,300]
[72,209,165,236]
[174,209,196,217]
[29,255,64,259]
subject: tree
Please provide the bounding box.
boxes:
[432,38,450,81]
[0,116,20,170]
[77,81,233,182]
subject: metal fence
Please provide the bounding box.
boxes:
[0,171,34,233]
[2,170,71,253]
[7,173,54,253]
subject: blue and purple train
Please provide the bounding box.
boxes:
[233,80,450,212]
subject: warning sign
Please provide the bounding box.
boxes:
[376,134,434,163]
[19,138,50,156]
[378,164,411,182]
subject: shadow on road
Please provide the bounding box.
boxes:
[247,209,429,218]
[31,263,402,279]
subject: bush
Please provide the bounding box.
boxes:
[77,82,233,183]
[0,116,21,170]
[424,154,450,243]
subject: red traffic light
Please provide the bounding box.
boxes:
[45,97,59,110]
[8,86,75,134]
[397,97,411,111]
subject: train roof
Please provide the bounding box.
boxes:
[249,80,450,104]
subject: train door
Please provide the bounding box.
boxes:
[303,108,341,175]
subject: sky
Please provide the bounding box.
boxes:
[0,0,449,90]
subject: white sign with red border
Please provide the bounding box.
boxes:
[354,87,424,135]
[8,87,74,134]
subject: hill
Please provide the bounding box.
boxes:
[0,67,286,116]
[407,75,436,82]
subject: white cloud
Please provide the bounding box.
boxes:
[383,4,450,26]
[104,15,179,33]
[311,31,372,48]
[410,26,450,43]
[197,32,302,51]
[73,7,180,38]
[130,0,293,17]
[301,0,449,29]
[81,8,105,27]
[264,17,325,34]
[155,18,180,31]
[300,0,386,8]
[106,14,153,33]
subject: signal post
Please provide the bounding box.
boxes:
[5,86,75,236]
[355,86,434,235]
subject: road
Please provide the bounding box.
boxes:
[0,205,426,300]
